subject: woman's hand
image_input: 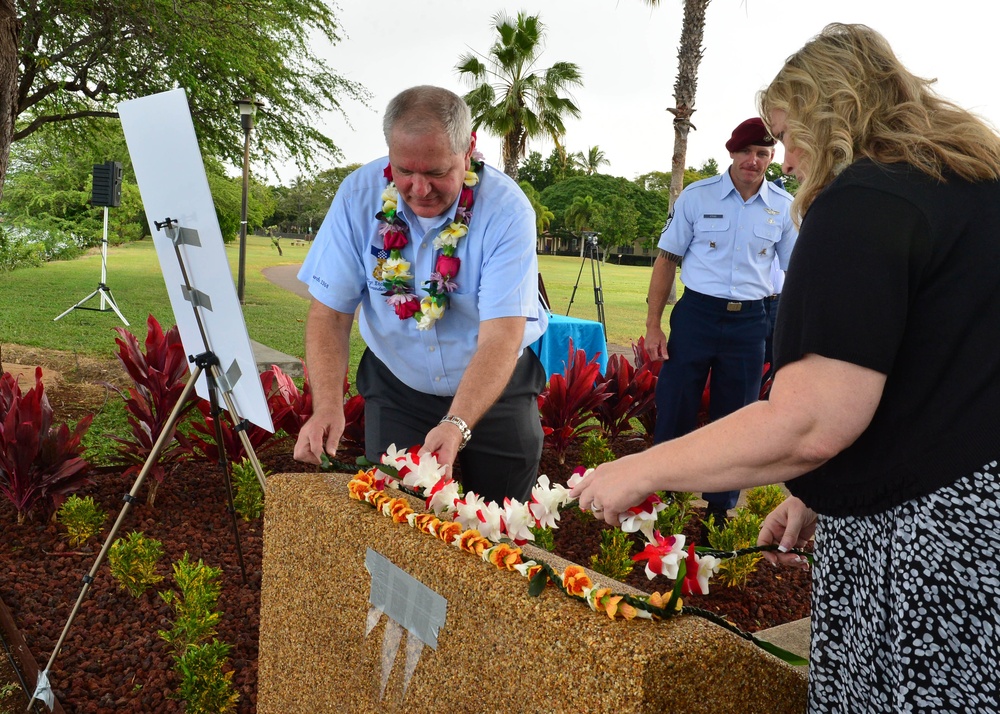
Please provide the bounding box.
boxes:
[568,453,654,526]
[757,496,817,567]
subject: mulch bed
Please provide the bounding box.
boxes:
[0,433,811,712]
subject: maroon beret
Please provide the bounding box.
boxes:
[725,117,776,152]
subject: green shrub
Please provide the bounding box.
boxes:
[0,226,44,271]
[529,525,555,552]
[159,554,237,713]
[654,491,697,537]
[56,495,107,547]
[231,457,267,521]
[745,484,786,519]
[108,531,164,597]
[174,640,239,713]
[158,553,223,654]
[589,528,635,581]
[579,432,616,468]
[704,509,764,589]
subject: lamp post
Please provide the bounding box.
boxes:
[235,97,264,304]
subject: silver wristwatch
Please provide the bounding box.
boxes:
[439,414,471,451]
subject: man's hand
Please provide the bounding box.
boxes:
[420,421,464,475]
[644,252,678,361]
[644,326,669,361]
[293,406,346,465]
[757,496,816,567]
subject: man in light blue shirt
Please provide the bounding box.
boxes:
[644,117,797,527]
[294,86,548,503]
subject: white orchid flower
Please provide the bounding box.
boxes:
[503,498,536,544]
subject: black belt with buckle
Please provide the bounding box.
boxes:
[684,288,765,313]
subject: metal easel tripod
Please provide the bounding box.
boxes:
[565,231,607,338]
[27,217,268,712]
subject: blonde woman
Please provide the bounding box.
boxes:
[572,23,1000,712]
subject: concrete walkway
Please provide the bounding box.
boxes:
[248,265,310,377]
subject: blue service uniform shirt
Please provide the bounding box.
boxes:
[298,157,547,397]
[659,170,797,299]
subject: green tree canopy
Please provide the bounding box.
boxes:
[766,162,799,193]
[563,194,600,234]
[592,195,640,252]
[456,11,583,180]
[2,119,144,257]
[2,118,276,254]
[0,0,370,201]
[540,174,669,238]
[270,164,361,234]
[519,181,553,234]
[517,147,584,193]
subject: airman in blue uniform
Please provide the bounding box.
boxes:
[644,117,797,525]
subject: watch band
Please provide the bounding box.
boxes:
[439,414,472,451]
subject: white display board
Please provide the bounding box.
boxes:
[118,88,273,431]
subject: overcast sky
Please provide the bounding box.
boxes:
[265,0,1000,185]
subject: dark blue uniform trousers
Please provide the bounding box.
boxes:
[653,289,767,511]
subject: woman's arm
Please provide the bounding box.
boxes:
[569,353,886,525]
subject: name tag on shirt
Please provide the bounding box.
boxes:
[703,213,723,219]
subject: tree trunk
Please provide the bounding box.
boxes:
[0,1,20,204]
[502,126,523,181]
[666,0,710,304]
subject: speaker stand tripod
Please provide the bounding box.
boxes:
[53,206,129,326]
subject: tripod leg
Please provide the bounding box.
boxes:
[591,248,607,339]
[206,373,249,585]
[53,289,102,321]
[566,244,589,316]
[100,287,130,326]
[27,367,203,711]
[211,364,269,493]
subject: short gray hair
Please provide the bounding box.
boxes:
[382,86,473,155]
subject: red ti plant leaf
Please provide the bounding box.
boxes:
[260,362,312,437]
[341,375,365,448]
[537,339,610,464]
[104,314,198,506]
[0,367,93,523]
[189,369,290,465]
[630,336,662,439]
[591,353,658,440]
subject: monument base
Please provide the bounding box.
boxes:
[258,473,807,713]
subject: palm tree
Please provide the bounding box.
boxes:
[643,0,710,304]
[641,0,711,209]
[575,145,610,175]
[519,181,555,234]
[456,12,584,181]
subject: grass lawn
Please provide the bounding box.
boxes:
[0,241,675,360]
[0,240,678,462]
[0,236,312,358]
[537,254,679,347]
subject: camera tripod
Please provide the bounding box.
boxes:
[566,233,607,338]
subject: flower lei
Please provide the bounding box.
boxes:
[345,444,810,663]
[377,158,484,330]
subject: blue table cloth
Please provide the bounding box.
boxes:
[529,313,608,380]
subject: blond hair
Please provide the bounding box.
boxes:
[758,23,1000,220]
